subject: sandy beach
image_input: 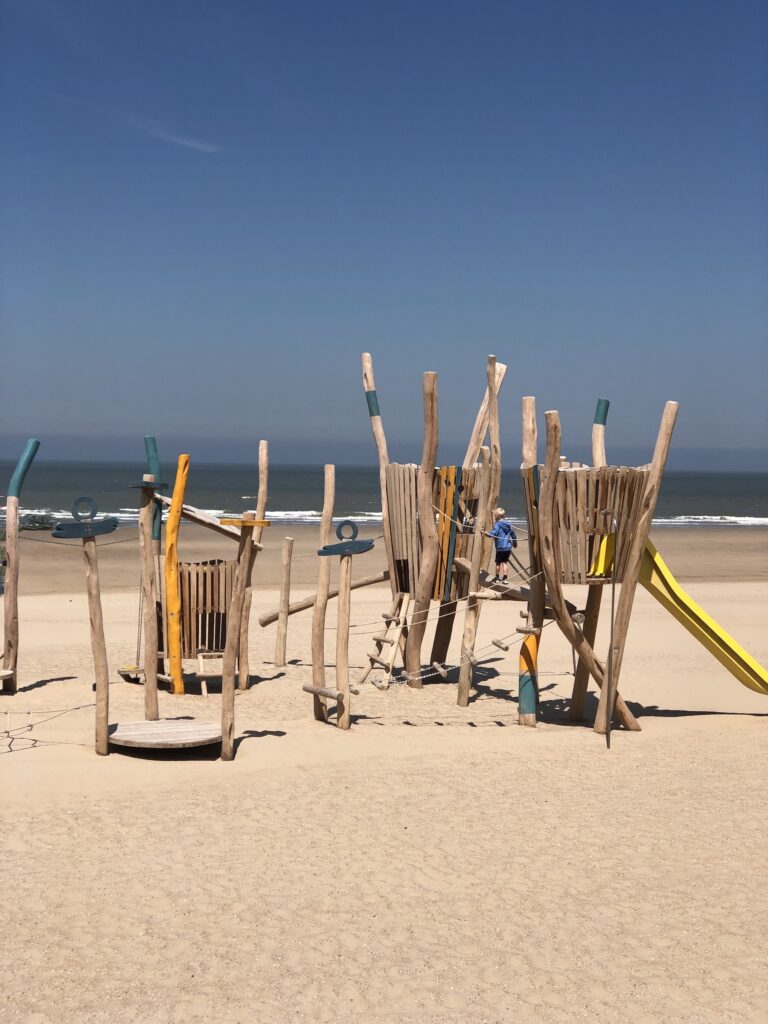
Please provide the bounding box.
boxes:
[2,527,767,1023]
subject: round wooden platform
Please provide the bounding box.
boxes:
[108,720,222,750]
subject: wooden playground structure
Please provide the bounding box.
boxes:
[3,357,767,757]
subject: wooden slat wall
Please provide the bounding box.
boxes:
[177,558,236,657]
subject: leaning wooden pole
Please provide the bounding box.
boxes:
[164,454,190,695]
[82,536,111,756]
[221,513,256,760]
[275,537,294,667]
[518,397,543,726]
[361,353,397,599]
[2,438,40,694]
[405,372,439,684]
[457,446,491,706]
[138,474,160,721]
[539,412,640,732]
[258,570,390,627]
[484,355,502,553]
[143,436,165,677]
[462,361,508,470]
[311,465,335,721]
[594,401,679,738]
[571,399,609,720]
[239,439,269,689]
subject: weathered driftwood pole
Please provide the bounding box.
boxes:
[2,438,40,695]
[405,371,439,684]
[311,465,335,721]
[275,536,294,667]
[336,550,353,729]
[164,454,190,695]
[143,436,165,677]
[538,412,640,732]
[518,397,543,726]
[570,399,609,720]
[83,536,112,756]
[483,356,502,565]
[138,474,159,721]
[594,401,679,739]
[221,512,256,760]
[239,439,269,689]
[361,353,397,599]
[431,358,507,665]
[457,446,491,707]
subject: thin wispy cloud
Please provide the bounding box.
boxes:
[128,116,224,154]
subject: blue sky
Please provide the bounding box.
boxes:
[1,0,766,468]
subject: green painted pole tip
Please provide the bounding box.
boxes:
[593,399,610,426]
[8,438,41,498]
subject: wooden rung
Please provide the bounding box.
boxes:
[0,668,15,680]
[492,639,510,651]
[431,662,448,678]
[302,684,343,701]
[466,650,478,666]
[368,655,390,669]
[157,673,173,684]
[371,633,395,645]
[517,627,541,636]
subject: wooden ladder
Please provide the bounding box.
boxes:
[356,593,410,690]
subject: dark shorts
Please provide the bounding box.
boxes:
[495,549,511,564]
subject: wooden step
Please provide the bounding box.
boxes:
[517,627,541,636]
[371,633,395,645]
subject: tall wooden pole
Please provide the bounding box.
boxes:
[518,397,542,726]
[275,537,294,667]
[221,513,255,760]
[570,399,609,720]
[239,439,269,689]
[484,355,502,563]
[361,353,397,599]
[311,465,335,721]
[138,474,159,721]
[83,537,111,756]
[143,437,165,677]
[594,401,679,738]
[336,552,352,730]
[2,438,40,694]
[405,372,439,683]
[164,454,190,695]
[457,446,490,707]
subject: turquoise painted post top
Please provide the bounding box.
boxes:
[593,399,610,426]
[7,439,40,498]
[144,436,163,541]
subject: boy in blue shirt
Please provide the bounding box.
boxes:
[487,507,516,584]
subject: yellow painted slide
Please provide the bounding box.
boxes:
[639,540,768,696]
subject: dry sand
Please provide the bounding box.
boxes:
[2,528,767,1023]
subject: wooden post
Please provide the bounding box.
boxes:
[521,397,537,467]
[405,371,439,683]
[361,353,397,599]
[275,536,294,667]
[221,513,256,760]
[164,454,190,695]
[139,474,159,721]
[2,438,40,694]
[336,551,352,729]
[311,465,335,721]
[519,396,542,726]
[570,400,609,719]
[538,412,640,732]
[82,537,111,756]
[239,439,269,688]
[143,437,165,676]
[484,355,502,559]
[594,401,679,737]
[457,447,490,707]
[462,361,508,469]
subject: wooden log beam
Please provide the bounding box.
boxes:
[570,583,602,721]
[311,464,335,721]
[139,474,159,721]
[152,492,263,548]
[594,401,679,738]
[239,439,269,689]
[405,371,439,683]
[2,438,40,694]
[457,446,490,706]
[258,570,390,627]
[275,537,294,667]
[302,684,343,702]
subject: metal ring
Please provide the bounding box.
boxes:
[335,519,358,541]
[71,496,98,522]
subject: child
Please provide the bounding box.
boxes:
[487,507,516,583]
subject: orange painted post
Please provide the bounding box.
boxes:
[164,454,190,695]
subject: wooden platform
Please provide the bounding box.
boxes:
[108,720,222,750]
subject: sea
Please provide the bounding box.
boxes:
[1,461,766,529]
